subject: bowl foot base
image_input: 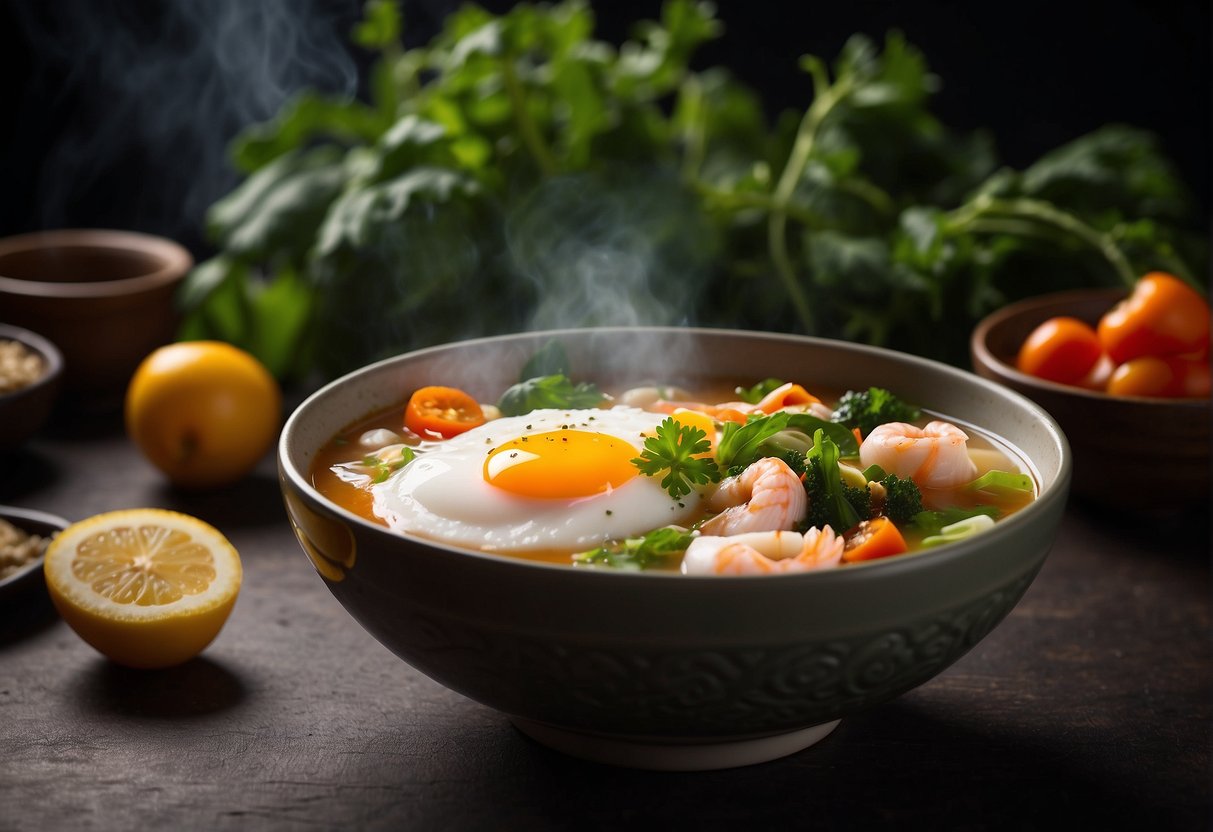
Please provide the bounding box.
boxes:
[511,718,841,771]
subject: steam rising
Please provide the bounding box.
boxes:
[12,2,718,384]
[10,0,359,237]
[507,168,717,331]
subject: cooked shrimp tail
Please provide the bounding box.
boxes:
[699,457,807,535]
[858,420,978,489]
[681,527,844,575]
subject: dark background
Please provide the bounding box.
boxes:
[1,0,1208,262]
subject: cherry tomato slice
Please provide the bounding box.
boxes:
[405,386,486,438]
[842,517,908,563]
[1016,316,1104,384]
[1097,272,1211,364]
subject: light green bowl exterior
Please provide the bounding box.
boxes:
[279,328,1070,740]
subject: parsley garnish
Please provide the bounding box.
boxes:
[631,417,721,499]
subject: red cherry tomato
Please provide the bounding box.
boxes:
[405,386,485,438]
[1016,317,1104,384]
[1097,272,1211,364]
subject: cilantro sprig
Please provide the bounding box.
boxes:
[631,417,721,500]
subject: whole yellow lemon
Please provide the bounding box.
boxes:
[125,341,281,488]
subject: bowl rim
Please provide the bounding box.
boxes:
[0,323,65,400]
[280,326,1072,584]
[971,287,1211,408]
[0,228,193,299]
[0,504,69,596]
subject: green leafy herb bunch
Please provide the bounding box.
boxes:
[182,0,1207,381]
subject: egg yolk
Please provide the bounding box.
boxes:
[668,409,716,450]
[483,430,639,499]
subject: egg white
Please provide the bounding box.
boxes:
[371,407,706,553]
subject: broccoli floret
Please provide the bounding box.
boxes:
[726,448,805,480]
[769,447,807,477]
[801,457,870,532]
[844,483,872,522]
[801,461,831,531]
[880,474,923,523]
[832,387,922,437]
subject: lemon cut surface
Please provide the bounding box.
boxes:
[44,509,242,668]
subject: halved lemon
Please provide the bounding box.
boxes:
[43,509,242,669]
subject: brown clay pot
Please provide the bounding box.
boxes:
[0,229,192,407]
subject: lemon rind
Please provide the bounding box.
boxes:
[43,509,242,622]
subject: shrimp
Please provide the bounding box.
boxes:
[859,420,978,489]
[681,527,844,575]
[699,457,807,536]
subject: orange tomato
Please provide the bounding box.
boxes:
[405,386,485,438]
[1016,316,1104,384]
[126,341,281,488]
[1105,355,1211,399]
[842,517,908,563]
[1106,357,1180,397]
[1097,272,1211,364]
[1076,353,1115,392]
[1179,358,1213,397]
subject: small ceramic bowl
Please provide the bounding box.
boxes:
[971,288,1210,512]
[0,229,193,407]
[279,328,1070,770]
[0,505,69,600]
[0,324,64,452]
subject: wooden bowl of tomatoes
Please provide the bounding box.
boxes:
[971,275,1210,513]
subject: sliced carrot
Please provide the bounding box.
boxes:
[714,407,751,424]
[842,517,908,563]
[405,385,485,438]
[852,426,863,446]
[755,382,822,413]
[655,399,754,425]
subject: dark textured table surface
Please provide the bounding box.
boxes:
[2,417,1209,831]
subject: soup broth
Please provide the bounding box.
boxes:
[310,378,1036,572]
